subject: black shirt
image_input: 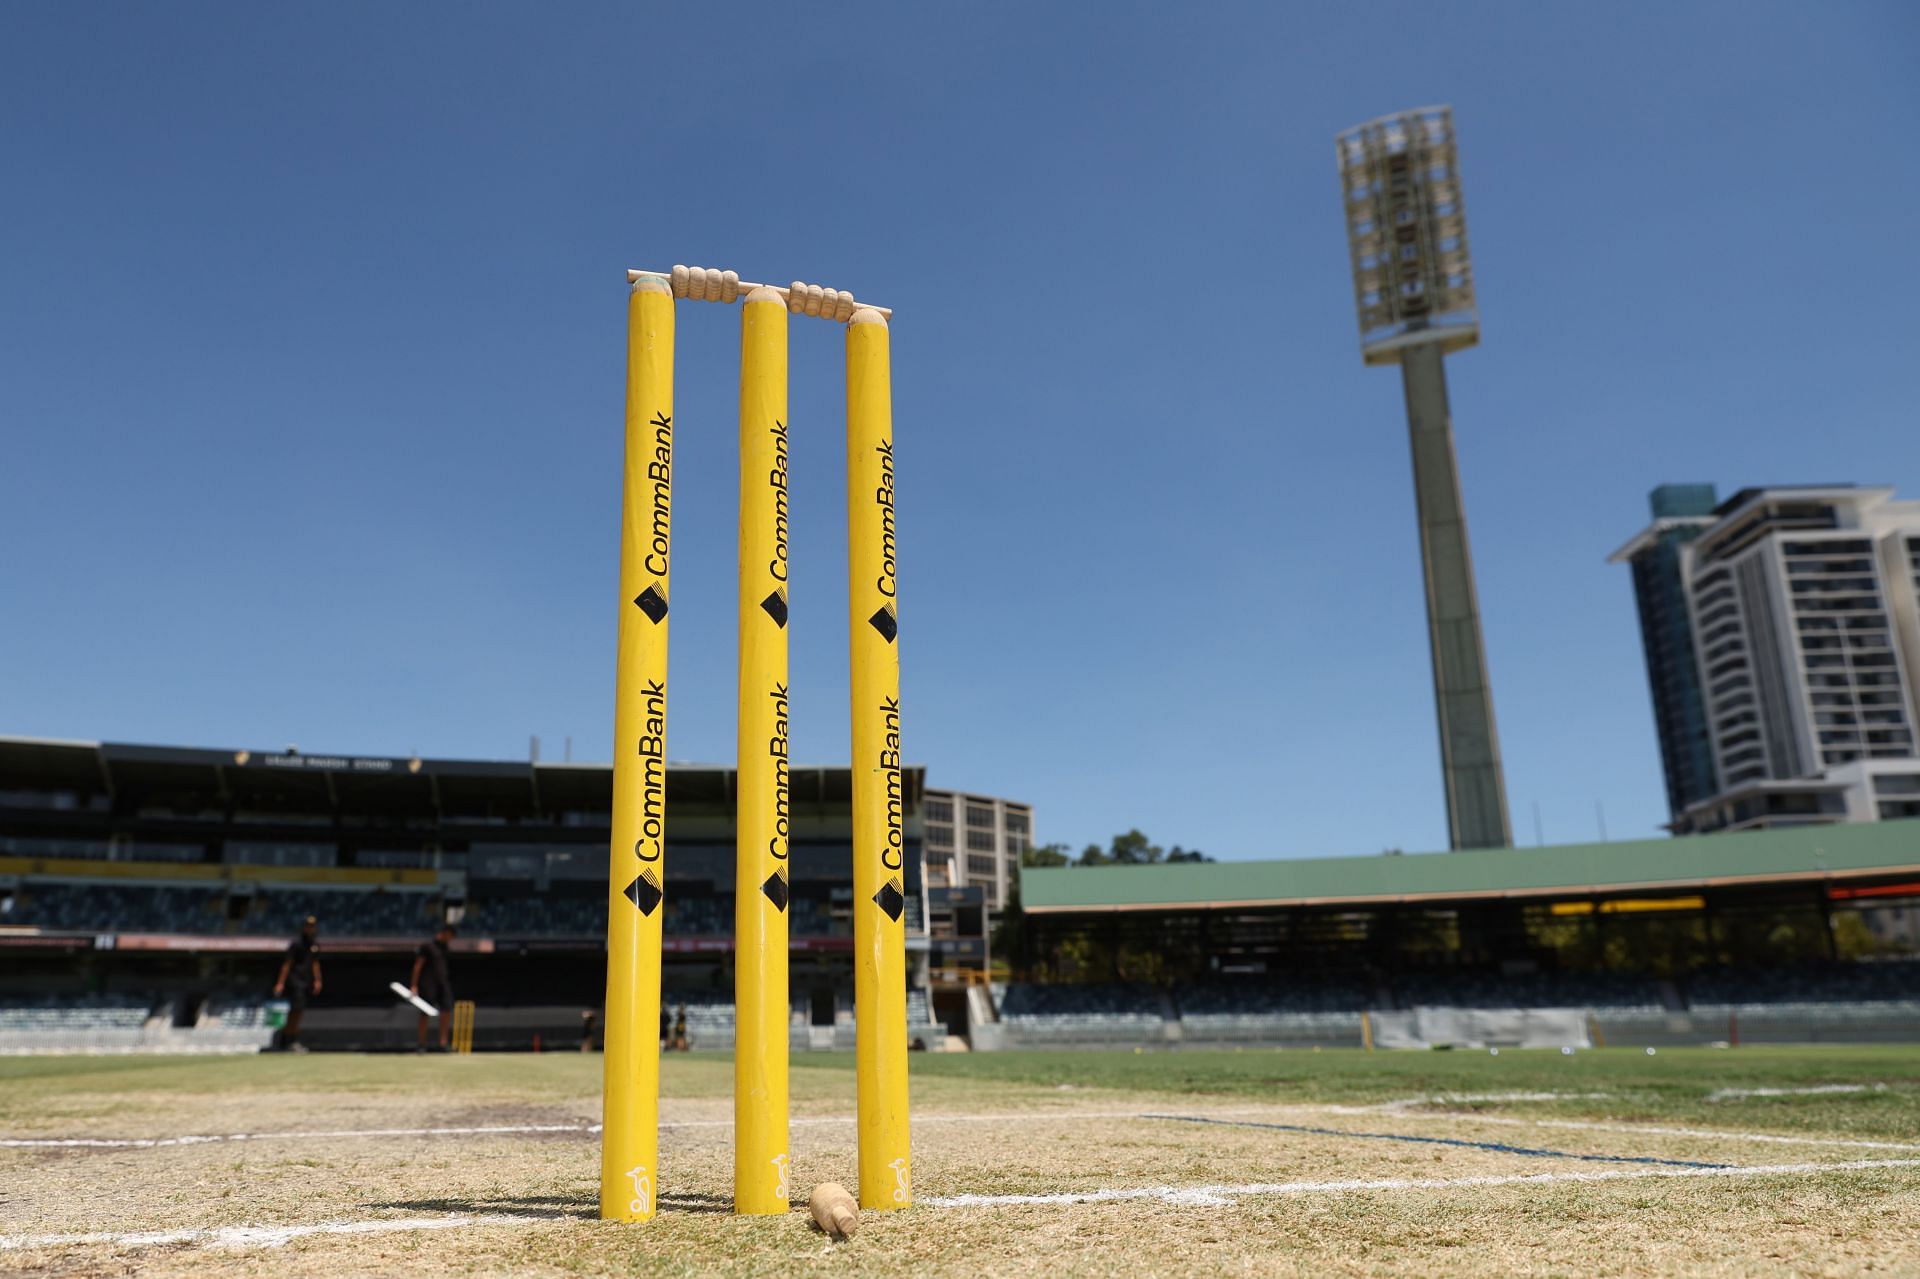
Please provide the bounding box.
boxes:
[285,937,318,986]
[417,938,452,991]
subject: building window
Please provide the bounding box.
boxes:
[965,830,996,852]
[924,822,953,850]
[1004,811,1030,836]
[965,804,995,829]
[966,855,997,878]
[923,797,953,824]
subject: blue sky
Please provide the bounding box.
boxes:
[2,4,1916,860]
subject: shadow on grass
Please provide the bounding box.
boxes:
[367,1195,594,1219]
[368,1191,742,1218]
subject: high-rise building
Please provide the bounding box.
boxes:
[1336,106,1511,849]
[919,788,1031,912]
[1612,484,1920,833]
[1611,485,1722,817]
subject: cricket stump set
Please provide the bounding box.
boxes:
[600,265,909,1221]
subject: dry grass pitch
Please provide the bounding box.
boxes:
[3,1047,1919,1276]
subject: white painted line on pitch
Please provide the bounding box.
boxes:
[0,1212,551,1252]
[14,1103,1906,1158]
[0,1110,1149,1150]
[0,1122,599,1149]
[1302,1104,1920,1153]
[923,1156,1920,1209]
[1368,1091,1616,1112]
[1706,1083,1888,1102]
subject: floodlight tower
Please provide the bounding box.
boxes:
[1336,106,1512,850]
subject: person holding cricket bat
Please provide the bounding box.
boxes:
[409,922,456,1052]
[271,915,321,1052]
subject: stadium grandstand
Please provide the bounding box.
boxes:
[0,735,939,1052]
[986,820,1920,1050]
[9,734,1920,1054]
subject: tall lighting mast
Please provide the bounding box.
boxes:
[1337,106,1512,850]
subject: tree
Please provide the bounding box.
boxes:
[1073,832,1213,866]
[1022,842,1071,868]
[1108,829,1163,865]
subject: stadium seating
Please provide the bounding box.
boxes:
[1390,971,1665,1012]
[1173,978,1373,1045]
[6,883,222,933]
[997,982,1168,1045]
[661,994,739,1049]
[906,987,936,1032]
[1687,961,1920,1007]
[5,878,898,942]
[0,995,154,1054]
[239,889,434,936]
[463,894,605,937]
[3,882,440,936]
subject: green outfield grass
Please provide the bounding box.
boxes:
[7,1045,1917,1137]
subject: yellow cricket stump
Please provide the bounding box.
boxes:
[600,264,909,1223]
[600,275,674,1222]
[451,1000,475,1055]
[846,307,910,1209]
[734,287,792,1214]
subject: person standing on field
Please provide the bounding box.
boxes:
[410,923,457,1052]
[271,915,322,1052]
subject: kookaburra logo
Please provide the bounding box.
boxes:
[625,1164,653,1216]
[889,1157,910,1204]
[771,1151,791,1200]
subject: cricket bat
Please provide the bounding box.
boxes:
[390,981,439,1017]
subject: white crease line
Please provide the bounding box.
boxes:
[1302,1104,1920,1153]
[1368,1091,1614,1112]
[0,1111,1150,1150]
[1706,1083,1888,1102]
[0,1123,598,1149]
[0,1212,546,1252]
[11,1107,1914,1155]
[924,1157,1920,1209]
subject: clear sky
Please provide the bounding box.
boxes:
[2,4,1916,861]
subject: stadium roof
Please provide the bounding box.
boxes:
[1019,819,1920,913]
[0,735,924,814]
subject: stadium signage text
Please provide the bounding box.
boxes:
[642,411,672,577]
[878,695,903,871]
[768,419,789,582]
[874,441,896,598]
[768,682,789,861]
[260,755,396,772]
[633,678,667,863]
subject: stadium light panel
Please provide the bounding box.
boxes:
[1336,105,1479,366]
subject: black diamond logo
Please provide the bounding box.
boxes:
[623,870,662,916]
[869,605,897,643]
[873,878,904,922]
[761,589,788,628]
[761,871,789,912]
[633,585,668,623]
